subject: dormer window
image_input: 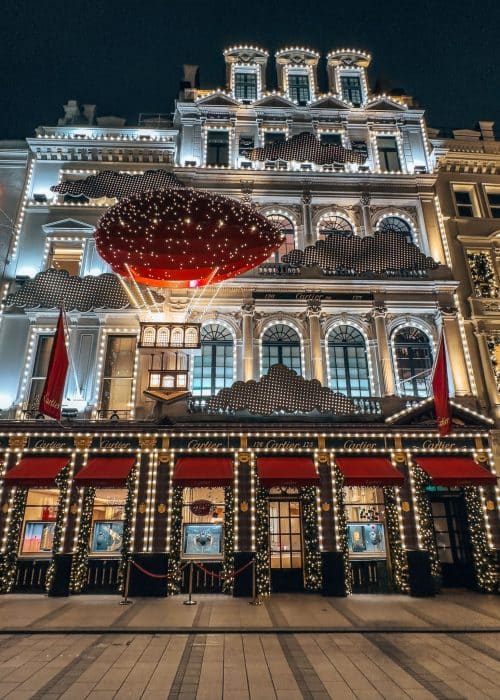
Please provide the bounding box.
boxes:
[234,70,257,101]
[340,75,362,106]
[288,73,310,104]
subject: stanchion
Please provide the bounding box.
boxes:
[248,558,261,606]
[119,559,133,606]
[183,561,197,606]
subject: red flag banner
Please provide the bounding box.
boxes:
[39,309,69,420]
[432,334,451,437]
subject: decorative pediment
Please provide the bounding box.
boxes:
[254,95,295,108]
[206,364,355,415]
[365,97,407,111]
[310,96,350,110]
[386,397,493,428]
[42,218,95,234]
[196,93,240,106]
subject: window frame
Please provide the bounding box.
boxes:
[205,129,230,166]
[340,73,363,107]
[392,326,434,398]
[233,69,258,101]
[485,187,500,219]
[191,323,234,398]
[376,135,402,172]
[99,334,137,413]
[327,325,371,397]
[287,72,311,104]
[261,323,302,376]
[451,184,480,218]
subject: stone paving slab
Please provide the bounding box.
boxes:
[0,592,498,634]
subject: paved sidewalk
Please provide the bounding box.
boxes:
[0,594,498,698]
[0,591,498,633]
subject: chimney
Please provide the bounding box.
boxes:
[179,65,199,100]
[479,121,495,140]
[83,104,96,125]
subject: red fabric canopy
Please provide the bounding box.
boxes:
[257,457,319,487]
[335,457,404,486]
[75,457,136,487]
[414,457,497,486]
[173,457,233,486]
[4,457,70,487]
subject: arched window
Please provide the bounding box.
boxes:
[393,327,433,397]
[262,324,302,375]
[328,325,370,397]
[318,215,353,240]
[265,214,295,262]
[192,324,234,397]
[184,326,199,347]
[142,326,156,346]
[156,327,169,347]
[171,327,184,347]
[378,216,413,243]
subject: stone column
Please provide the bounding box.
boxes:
[360,191,373,236]
[372,305,396,396]
[301,188,314,247]
[307,301,324,383]
[241,304,255,382]
[440,307,472,396]
[474,331,500,416]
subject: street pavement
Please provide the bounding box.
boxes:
[0,592,498,698]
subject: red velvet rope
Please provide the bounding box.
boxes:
[194,559,254,581]
[131,560,188,580]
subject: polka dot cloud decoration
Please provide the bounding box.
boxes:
[94,188,284,288]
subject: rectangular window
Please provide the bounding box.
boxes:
[343,486,387,558]
[47,244,83,276]
[453,188,475,217]
[26,335,54,413]
[288,74,310,104]
[238,135,254,158]
[234,71,257,101]
[377,136,401,172]
[269,500,302,569]
[486,190,500,219]
[206,130,229,166]
[264,132,286,148]
[320,133,342,146]
[90,489,127,555]
[100,335,136,414]
[341,75,362,106]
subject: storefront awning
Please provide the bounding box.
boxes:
[335,457,404,486]
[256,457,319,487]
[4,456,70,487]
[414,457,497,486]
[75,457,136,487]
[173,457,233,487]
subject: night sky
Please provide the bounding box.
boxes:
[1,0,499,139]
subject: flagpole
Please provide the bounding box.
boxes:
[60,301,83,401]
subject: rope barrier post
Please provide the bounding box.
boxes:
[119,559,133,606]
[248,557,261,606]
[183,561,197,606]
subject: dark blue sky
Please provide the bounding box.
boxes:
[1,0,499,138]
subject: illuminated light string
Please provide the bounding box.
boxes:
[94,188,283,288]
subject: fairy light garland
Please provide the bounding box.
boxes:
[331,462,351,594]
[45,460,73,593]
[222,485,235,594]
[255,483,270,595]
[118,466,138,592]
[301,485,322,591]
[382,486,409,592]
[0,487,28,593]
[70,486,95,592]
[167,485,183,594]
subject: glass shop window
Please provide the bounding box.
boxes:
[288,74,310,104]
[344,486,387,558]
[100,335,137,413]
[181,487,225,560]
[47,244,83,276]
[377,136,401,172]
[268,489,302,570]
[26,334,54,414]
[89,488,127,555]
[234,71,257,101]
[19,488,59,555]
[206,130,229,166]
[340,75,362,106]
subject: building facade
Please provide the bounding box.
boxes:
[0,47,497,598]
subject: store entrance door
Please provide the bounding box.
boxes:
[269,499,303,592]
[429,490,474,588]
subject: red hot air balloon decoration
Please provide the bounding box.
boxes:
[94,188,284,288]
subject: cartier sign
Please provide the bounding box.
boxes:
[248,437,317,450]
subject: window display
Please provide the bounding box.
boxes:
[182,523,223,559]
[347,522,386,557]
[89,488,126,556]
[19,488,59,556]
[344,486,387,559]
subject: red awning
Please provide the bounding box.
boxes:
[414,457,497,486]
[335,457,404,486]
[75,457,136,487]
[257,457,319,487]
[4,457,70,487]
[173,457,233,486]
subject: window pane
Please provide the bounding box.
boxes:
[234,71,257,100]
[206,131,229,166]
